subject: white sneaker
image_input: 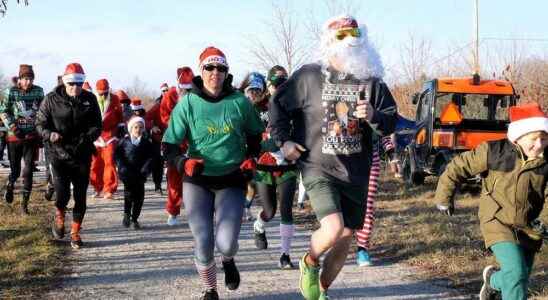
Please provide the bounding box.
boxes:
[167,215,179,226]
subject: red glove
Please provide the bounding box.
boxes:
[240,158,256,180]
[184,158,204,177]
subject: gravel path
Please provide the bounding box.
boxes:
[44,181,470,300]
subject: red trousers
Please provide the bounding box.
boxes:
[165,165,183,216]
[90,143,118,194]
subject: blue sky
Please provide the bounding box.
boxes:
[1,0,546,93]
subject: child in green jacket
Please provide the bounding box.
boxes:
[435,103,548,300]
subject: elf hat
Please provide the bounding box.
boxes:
[62,63,86,84]
[130,97,144,111]
[507,103,548,142]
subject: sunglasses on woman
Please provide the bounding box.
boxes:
[335,27,361,40]
[67,82,84,87]
[203,64,228,73]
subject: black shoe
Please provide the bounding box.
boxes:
[222,258,240,290]
[279,253,295,269]
[44,188,54,201]
[4,183,14,204]
[254,230,268,250]
[122,214,131,228]
[131,220,141,230]
[200,289,219,300]
[479,265,500,300]
[21,192,30,215]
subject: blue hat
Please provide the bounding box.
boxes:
[245,72,266,92]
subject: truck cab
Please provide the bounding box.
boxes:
[403,77,517,185]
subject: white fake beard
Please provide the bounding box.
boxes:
[319,28,384,80]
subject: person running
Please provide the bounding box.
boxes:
[160,66,194,226]
[354,134,395,267]
[115,116,153,230]
[163,46,264,300]
[435,103,548,300]
[90,79,123,200]
[145,85,167,195]
[242,68,299,269]
[269,15,397,300]
[0,64,44,214]
[36,62,102,249]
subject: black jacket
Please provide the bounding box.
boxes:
[36,85,102,164]
[115,135,154,183]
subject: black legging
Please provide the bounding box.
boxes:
[51,159,91,223]
[7,140,38,192]
[151,141,163,189]
[123,180,145,221]
[256,177,296,224]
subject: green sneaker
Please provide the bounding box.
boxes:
[319,291,330,300]
[299,253,321,300]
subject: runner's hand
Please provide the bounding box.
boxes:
[49,132,62,143]
[355,100,374,121]
[281,141,306,161]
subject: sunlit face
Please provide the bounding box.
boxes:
[64,82,83,97]
[131,122,144,138]
[515,131,548,159]
[19,77,33,91]
[201,64,227,94]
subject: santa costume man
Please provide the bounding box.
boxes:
[90,79,123,200]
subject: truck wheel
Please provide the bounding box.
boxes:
[402,152,424,185]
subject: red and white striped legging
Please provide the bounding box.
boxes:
[355,149,381,250]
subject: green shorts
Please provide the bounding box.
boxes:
[303,175,366,229]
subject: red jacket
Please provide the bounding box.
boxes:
[159,87,179,130]
[95,93,123,146]
[145,101,163,143]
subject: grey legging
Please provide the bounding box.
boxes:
[183,182,245,266]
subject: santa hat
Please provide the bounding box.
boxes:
[96,79,109,93]
[127,116,145,133]
[507,103,548,142]
[62,63,86,84]
[177,66,194,90]
[160,83,169,92]
[323,15,358,32]
[130,97,145,111]
[198,46,228,68]
[114,90,130,104]
[82,81,92,92]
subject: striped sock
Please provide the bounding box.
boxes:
[280,223,294,255]
[195,260,217,291]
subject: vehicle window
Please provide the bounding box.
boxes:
[417,92,430,121]
[435,93,511,121]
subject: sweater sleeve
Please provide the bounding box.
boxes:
[435,142,489,208]
[268,67,308,147]
[367,80,397,136]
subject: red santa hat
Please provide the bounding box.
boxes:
[130,97,145,111]
[115,90,130,104]
[160,83,169,92]
[62,63,86,84]
[127,116,145,133]
[96,79,109,93]
[507,103,548,142]
[82,81,92,92]
[198,46,228,68]
[177,66,194,90]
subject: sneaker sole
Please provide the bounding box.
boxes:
[51,226,64,239]
[357,261,372,267]
[479,265,495,300]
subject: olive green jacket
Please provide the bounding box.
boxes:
[435,139,548,251]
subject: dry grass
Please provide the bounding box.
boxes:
[0,181,64,299]
[372,173,547,298]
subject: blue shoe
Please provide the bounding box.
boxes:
[356,248,372,267]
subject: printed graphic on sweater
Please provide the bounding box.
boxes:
[321,82,369,155]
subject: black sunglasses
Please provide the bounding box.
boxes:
[67,82,84,87]
[203,64,228,73]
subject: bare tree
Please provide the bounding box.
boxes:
[1,0,29,16]
[124,76,155,108]
[245,1,309,74]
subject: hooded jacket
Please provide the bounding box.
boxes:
[36,85,102,163]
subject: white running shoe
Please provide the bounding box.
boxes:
[167,215,179,226]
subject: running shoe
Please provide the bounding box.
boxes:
[356,248,372,267]
[479,265,500,300]
[167,214,179,226]
[299,253,320,300]
[222,258,240,290]
[279,253,295,269]
[200,289,219,300]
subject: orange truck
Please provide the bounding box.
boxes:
[402,77,517,185]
